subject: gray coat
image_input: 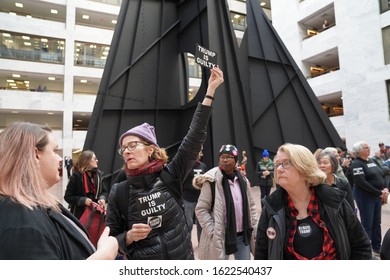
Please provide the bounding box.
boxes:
[194,167,258,259]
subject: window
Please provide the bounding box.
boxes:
[0,31,64,64]
[382,26,390,64]
[230,12,246,32]
[74,42,110,68]
[379,0,390,13]
[386,80,390,117]
[187,54,202,79]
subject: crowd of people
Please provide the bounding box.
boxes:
[0,65,389,260]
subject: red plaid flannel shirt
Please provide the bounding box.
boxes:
[286,187,337,260]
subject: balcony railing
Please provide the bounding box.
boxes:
[0,48,64,64]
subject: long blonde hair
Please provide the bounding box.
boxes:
[276,143,326,186]
[0,122,60,210]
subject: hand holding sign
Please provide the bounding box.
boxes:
[207,66,224,93]
[201,65,224,107]
[126,223,152,244]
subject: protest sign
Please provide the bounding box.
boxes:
[195,43,217,69]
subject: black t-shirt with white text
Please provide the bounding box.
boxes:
[350,157,384,197]
[293,216,323,259]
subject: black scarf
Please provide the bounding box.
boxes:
[221,169,251,255]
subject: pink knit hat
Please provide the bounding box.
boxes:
[119,123,159,147]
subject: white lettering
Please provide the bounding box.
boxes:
[137,192,161,204]
[195,57,216,68]
[140,203,166,216]
[197,45,216,57]
[353,167,364,176]
[193,169,203,176]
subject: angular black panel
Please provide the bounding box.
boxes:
[206,1,256,180]
[243,0,343,156]
[84,0,343,186]
[84,0,211,186]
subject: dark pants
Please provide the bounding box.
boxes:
[184,199,202,243]
[259,179,272,207]
[353,187,382,252]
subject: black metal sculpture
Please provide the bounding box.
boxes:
[84,0,342,186]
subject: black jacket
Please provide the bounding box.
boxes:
[254,185,372,260]
[64,169,108,219]
[381,227,390,260]
[0,197,95,259]
[108,170,193,259]
[331,176,355,209]
[183,160,207,202]
[106,103,212,260]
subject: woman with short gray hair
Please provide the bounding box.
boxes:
[350,141,389,258]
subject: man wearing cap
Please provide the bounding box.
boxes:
[193,144,258,260]
[256,149,274,207]
[106,66,224,260]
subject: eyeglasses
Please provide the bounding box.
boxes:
[220,155,235,161]
[274,160,292,170]
[118,141,149,155]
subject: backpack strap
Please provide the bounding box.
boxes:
[115,181,129,230]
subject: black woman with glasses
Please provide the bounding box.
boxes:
[105,66,224,260]
[254,143,371,260]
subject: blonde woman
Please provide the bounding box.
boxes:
[0,122,118,259]
[254,143,371,260]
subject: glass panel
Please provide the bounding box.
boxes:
[230,12,246,32]
[188,55,202,79]
[0,31,64,64]
[382,26,390,65]
[379,0,390,13]
[387,80,390,118]
[74,42,109,68]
